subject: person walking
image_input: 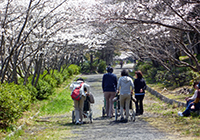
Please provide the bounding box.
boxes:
[117,69,134,122]
[102,66,118,118]
[134,70,147,115]
[70,78,90,124]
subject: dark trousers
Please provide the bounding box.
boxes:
[135,95,145,114]
[183,102,200,116]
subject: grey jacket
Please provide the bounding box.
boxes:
[117,76,134,95]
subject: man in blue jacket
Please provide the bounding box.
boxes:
[102,67,118,118]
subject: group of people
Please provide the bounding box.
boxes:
[70,66,147,124]
[102,66,147,121]
[178,82,200,117]
[70,65,200,125]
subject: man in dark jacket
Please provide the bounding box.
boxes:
[102,67,118,118]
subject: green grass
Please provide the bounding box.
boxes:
[1,75,78,140]
[39,89,73,116]
[144,91,200,139]
[148,83,191,103]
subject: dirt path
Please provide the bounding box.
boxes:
[67,64,178,140]
[17,64,184,140]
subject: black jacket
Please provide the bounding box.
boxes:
[134,78,147,94]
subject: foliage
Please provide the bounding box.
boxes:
[36,79,55,100]
[60,67,69,81]
[51,70,64,86]
[18,77,37,101]
[81,60,107,74]
[97,60,106,73]
[135,61,152,76]
[41,71,57,88]
[134,60,196,88]
[0,83,32,127]
[81,61,90,74]
[67,64,80,76]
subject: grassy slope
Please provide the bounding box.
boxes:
[2,76,76,140]
[143,88,200,139]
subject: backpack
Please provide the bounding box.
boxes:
[71,82,84,101]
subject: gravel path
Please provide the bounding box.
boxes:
[68,64,178,140]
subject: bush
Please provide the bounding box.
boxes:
[136,61,152,75]
[36,79,55,99]
[18,77,37,101]
[81,61,90,74]
[61,67,69,81]
[97,60,106,73]
[67,64,80,76]
[147,67,157,81]
[135,60,196,88]
[0,83,32,127]
[26,82,37,101]
[52,70,64,86]
[68,64,80,75]
[41,71,57,88]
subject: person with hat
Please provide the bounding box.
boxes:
[102,66,118,118]
[178,82,200,117]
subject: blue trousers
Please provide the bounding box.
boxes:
[186,100,194,106]
[183,102,200,116]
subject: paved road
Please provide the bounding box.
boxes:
[68,64,178,140]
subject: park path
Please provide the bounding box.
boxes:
[68,64,179,140]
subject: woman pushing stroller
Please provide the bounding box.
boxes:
[117,69,134,122]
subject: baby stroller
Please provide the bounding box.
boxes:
[72,94,94,124]
[114,94,136,122]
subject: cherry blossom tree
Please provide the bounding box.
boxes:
[95,0,200,73]
[1,0,199,85]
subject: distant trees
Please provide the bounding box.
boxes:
[94,0,200,73]
[0,0,91,84]
[1,0,199,86]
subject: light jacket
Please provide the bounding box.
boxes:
[117,76,134,95]
[189,90,198,100]
[70,80,90,97]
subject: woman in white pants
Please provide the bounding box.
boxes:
[117,69,134,122]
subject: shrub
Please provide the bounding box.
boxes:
[81,61,90,74]
[67,64,80,75]
[52,70,64,86]
[61,67,69,81]
[97,60,106,73]
[0,83,32,127]
[18,77,37,101]
[26,82,37,101]
[135,61,152,75]
[147,67,157,82]
[41,71,57,88]
[36,79,55,99]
